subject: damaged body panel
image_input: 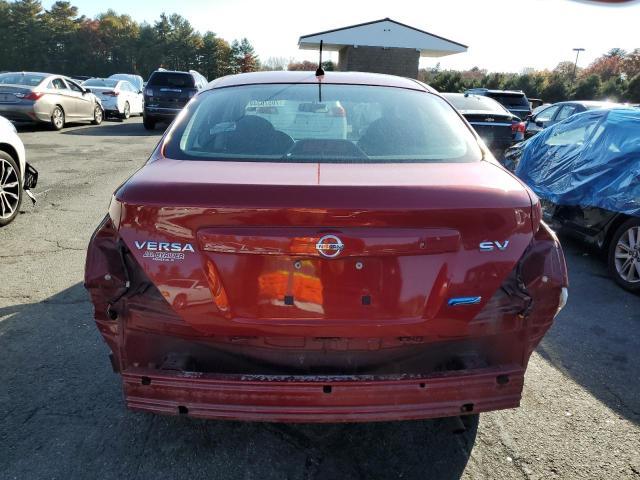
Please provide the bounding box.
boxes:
[85,71,568,422]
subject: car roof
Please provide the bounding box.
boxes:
[0,71,54,77]
[441,92,485,99]
[466,88,525,95]
[151,69,192,75]
[207,71,432,92]
[570,100,620,107]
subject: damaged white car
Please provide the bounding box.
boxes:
[0,115,37,226]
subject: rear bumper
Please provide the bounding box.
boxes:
[0,103,42,123]
[144,106,181,120]
[122,366,523,423]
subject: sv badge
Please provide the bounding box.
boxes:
[479,240,510,252]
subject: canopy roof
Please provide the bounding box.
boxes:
[299,18,468,58]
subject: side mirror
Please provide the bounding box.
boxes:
[138,90,143,94]
[535,120,544,127]
[83,88,91,94]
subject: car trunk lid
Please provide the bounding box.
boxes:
[462,110,514,148]
[0,86,33,104]
[115,158,534,335]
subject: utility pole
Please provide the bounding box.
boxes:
[573,48,585,80]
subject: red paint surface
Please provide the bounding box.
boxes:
[84,72,567,422]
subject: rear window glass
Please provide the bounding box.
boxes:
[0,73,46,86]
[84,79,119,88]
[164,84,482,164]
[442,94,507,113]
[148,72,194,88]
[488,93,530,109]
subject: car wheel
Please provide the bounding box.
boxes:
[121,102,130,120]
[608,218,640,293]
[143,116,156,130]
[173,294,187,309]
[51,106,65,130]
[92,104,103,125]
[0,151,23,227]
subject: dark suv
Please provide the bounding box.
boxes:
[143,69,207,130]
[465,88,531,121]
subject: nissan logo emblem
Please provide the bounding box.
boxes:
[316,234,344,258]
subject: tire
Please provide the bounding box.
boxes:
[50,105,65,130]
[91,104,103,125]
[608,218,640,293]
[143,116,156,130]
[0,151,23,227]
[173,294,187,310]
[121,102,130,120]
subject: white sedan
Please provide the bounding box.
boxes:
[82,78,144,120]
[0,115,37,226]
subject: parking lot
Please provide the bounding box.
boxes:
[0,118,639,480]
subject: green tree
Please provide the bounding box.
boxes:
[599,77,627,101]
[0,1,15,69]
[135,23,160,77]
[197,31,234,79]
[321,60,335,71]
[542,74,569,103]
[41,1,79,73]
[625,73,640,102]
[8,0,46,70]
[572,74,601,100]
[232,38,259,73]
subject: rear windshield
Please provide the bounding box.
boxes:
[488,93,530,109]
[442,94,507,114]
[148,72,194,88]
[84,79,119,88]
[164,84,482,163]
[109,74,141,89]
[0,73,46,86]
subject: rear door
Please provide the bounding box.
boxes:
[65,78,94,118]
[551,104,578,127]
[123,82,144,113]
[49,77,78,117]
[527,104,560,137]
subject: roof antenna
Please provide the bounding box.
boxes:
[315,40,325,77]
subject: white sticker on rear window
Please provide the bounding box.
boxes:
[247,100,285,107]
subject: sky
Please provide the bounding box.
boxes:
[41,0,640,73]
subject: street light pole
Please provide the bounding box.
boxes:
[573,48,585,80]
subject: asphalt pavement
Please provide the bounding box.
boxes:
[0,118,638,480]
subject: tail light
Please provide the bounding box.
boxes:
[511,121,526,134]
[103,91,119,97]
[16,91,45,101]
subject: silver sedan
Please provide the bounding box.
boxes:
[0,72,104,130]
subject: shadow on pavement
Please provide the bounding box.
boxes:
[0,283,477,480]
[538,234,640,424]
[14,120,164,137]
[61,121,164,137]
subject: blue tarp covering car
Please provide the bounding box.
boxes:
[507,108,640,217]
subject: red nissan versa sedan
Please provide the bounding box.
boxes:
[85,71,568,423]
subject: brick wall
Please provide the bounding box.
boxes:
[338,46,420,78]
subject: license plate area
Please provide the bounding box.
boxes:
[207,251,444,321]
[0,93,17,103]
[198,227,459,321]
